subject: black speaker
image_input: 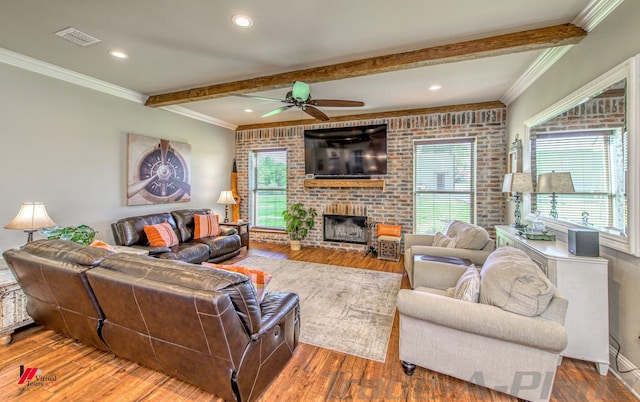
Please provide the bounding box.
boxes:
[568,228,599,257]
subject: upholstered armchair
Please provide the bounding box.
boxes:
[404,221,495,288]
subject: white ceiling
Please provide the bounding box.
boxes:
[0,0,617,129]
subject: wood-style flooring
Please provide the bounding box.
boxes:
[0,242,635,401]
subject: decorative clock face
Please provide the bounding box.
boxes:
[128,138,191,204]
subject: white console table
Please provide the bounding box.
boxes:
[0,258,33,346]
[495,226,610,375]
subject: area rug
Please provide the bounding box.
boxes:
[238,255,402,362]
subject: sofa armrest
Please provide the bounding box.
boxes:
[410,245,491,266]
[219,226,238,236]
[404,234,434,250]
[397,289,568,352]
[252,292,300,340]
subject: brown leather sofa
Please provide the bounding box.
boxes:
[111,208,241,263]
[4,240,300,401]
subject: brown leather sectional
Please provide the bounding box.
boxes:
[111,209,241,263]
[3,240,300,401]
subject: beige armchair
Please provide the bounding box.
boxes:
[404,221,495,288]
[397,246,568,402]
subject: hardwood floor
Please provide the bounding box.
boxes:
[0,242,634,401]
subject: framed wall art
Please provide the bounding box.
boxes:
[127,133,191,206]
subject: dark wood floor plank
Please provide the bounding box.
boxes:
[0,242,634,401]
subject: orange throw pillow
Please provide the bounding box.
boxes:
[202,262,272,303]
[89,240,115,253]
[377,223,402,237]
[143,222,179,247]
[194,213,220,239]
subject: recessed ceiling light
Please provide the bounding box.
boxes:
[244,108,253,113]
[109,50,129,59]
[429,84,442,91]
[232,15,253,28]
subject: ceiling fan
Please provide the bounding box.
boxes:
[235,81,364,121]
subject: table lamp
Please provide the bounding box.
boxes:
[537,171,575,219]
[217,190,236,223]
[5,202,57,242]
[502,173,533,229]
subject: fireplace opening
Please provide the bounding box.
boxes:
[323,214,368,244]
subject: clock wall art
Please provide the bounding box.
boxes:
[126,133,191,206]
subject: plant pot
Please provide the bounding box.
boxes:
[290,240,301,251]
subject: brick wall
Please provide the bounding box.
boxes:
[236,107,507,251]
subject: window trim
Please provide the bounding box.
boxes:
[412,137,477,234]
[523,54,639,256]
[249,147,287,230]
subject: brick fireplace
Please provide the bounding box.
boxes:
[235,106,507,252]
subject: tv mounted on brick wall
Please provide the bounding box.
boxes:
[304,124,387,178]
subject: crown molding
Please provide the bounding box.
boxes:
[0,47,236,130]
[0,47,145,103]
[502,0,624,105]
[161,105,237,130]
[573,0,624,31]
[501,45,573,105]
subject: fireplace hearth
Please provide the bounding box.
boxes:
[323,214,368,244]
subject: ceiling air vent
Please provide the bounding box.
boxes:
[54,27,101,47]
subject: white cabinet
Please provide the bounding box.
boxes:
[495,226,610,375]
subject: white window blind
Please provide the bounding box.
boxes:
[534,130,625,230]
[414,138,475,234]
[249,148,287,229]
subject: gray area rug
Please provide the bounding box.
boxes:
[238,256,402,362]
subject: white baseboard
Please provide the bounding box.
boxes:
[609,344,640,399]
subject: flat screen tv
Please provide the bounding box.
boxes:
[304,124,387,178]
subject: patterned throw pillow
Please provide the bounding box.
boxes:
[202,262,272,303]
[377,223,402,237]
[194,213,220,239]
[143,222,179,248]
[453,264,480,302]
[433,231,457,248]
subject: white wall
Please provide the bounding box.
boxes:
[507,0,640,389]
[0,62,235,252]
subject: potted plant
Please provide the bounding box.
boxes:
[40,224,96,246]
[282,203,318,250]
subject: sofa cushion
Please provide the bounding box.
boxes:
[203,262,272,303]
[113,212,177,246]
[194,213,220,239]
[479,246,555,316]
[446,220,490,250]
[433,232,457,248]
[144,222,179,247]
[452,264,480,302]
[171,209,213,242]
[155,242,210,264]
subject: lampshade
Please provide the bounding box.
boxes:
[217,190,237,205]
[537,172,575,193]
[5,202,56,231]
[502,173,533,193]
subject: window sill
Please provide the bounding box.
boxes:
[250,227,286,234]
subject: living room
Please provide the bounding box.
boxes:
[1,1,640,400]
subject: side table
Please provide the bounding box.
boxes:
[0,258,33,346]
[222,222,249,250]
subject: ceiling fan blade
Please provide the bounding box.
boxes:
[292,81,310,102]
[303,106,330,121]
[233,94,283,102]
[262,105,294,118]
[312,99,365,107]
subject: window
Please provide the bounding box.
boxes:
[249,148,287,229]
[533,130,626,231]
[414,138,476,234]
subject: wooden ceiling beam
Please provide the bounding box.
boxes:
[234,101,506,131]
[145,23,586,108]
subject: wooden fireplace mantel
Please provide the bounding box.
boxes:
[303,179,385,191]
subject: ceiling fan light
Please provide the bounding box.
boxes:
[232,15,253,28]
[429,84,442,91]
